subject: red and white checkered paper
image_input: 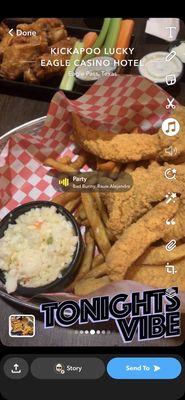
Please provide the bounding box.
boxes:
[0,74,175,220]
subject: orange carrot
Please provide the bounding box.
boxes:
[114,19,135,61]
[34,221,43,229]
[83,31,98,51]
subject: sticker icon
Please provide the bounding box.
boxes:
[166,74,176,86]
[162,118,180,136]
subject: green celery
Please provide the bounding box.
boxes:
[83,18,111,61]
[60,40,83,91]
[103,18,122,55]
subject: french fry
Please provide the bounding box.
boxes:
[44,158,77,173]
[81,193,111,256]
[65,197,81,212]
[91,193,114,242]
[97,160,116,171]
[76,230,95,279]
[109,162,122,179]
[74,276,111,296]
[58,155,71,164]
[92,192,108,224]
[68,230,95,291]
[92,253,105,269]
[72,151,88,169]
[84,263,107,278]
[78,203,87,220]
[52,192,80,206]
[81,219,90,227]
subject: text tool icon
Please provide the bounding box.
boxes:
[165,26,177,40]
[165,218,176,225]
[165,146,177,156]
[165,262,177,274]
[165,239,176,252]
[166,74,176,86]
[166,98,176,110]
[165,192,177,204]
[162,118,180,136]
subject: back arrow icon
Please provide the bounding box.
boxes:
[8,29,14,36]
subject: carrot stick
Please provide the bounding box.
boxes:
[83,31,98,51]
[114,19,135,61]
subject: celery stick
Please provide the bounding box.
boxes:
[103,18,122,55]
[60,40,83,91]
[83,18,111,61]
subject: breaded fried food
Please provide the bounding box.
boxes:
[72,112,161,162]
[74,276,111,296]
[136,243,185,265]
[125,258,185,291]
[163,197,185,242]
[106,200,179,281]
[103,161,185,236]
[71,106,185,163]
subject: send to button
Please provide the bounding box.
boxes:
[107,358,182,380]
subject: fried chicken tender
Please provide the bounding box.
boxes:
[125,258,185,291]
[71,106,185,163]
[102,161,185,236]
[106,200,179,281]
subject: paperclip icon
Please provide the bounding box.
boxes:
[165,51,176,62]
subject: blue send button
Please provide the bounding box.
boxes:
[107,358,182,380]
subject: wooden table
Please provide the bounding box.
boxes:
[0,18,185,347]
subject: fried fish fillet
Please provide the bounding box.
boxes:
[106,200,179,281]
[136,243,185,265]
[163,197,185,242]
[125,258,185,291]
[102,161,185,236]
[71,106,185,163]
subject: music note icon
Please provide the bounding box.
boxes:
[162,117,180,137]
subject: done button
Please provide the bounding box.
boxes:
[107,357,182,380]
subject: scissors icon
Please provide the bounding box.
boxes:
[166,98,176,109]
